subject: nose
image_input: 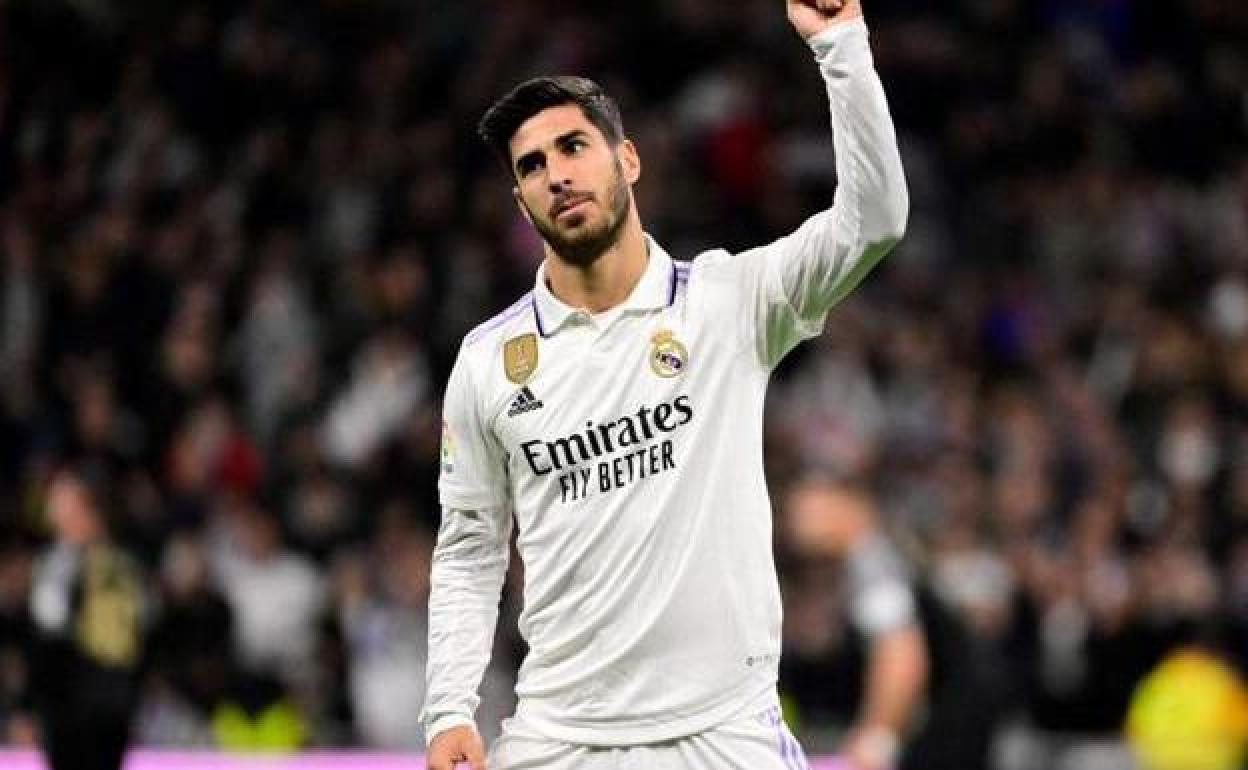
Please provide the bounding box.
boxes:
[548,178,568,195]
[546,159,573,194]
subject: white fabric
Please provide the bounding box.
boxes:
[846,535,918,637]
[30,544,80,635]
[488,698,810,770]
[425,18,907,746]
[213,549,326,678]
[345,602,430,749]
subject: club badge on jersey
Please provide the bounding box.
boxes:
[504,333,539,384]
[649,329,688,378]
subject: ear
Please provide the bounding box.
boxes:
[513,186,534,224]
[618,138,641,185]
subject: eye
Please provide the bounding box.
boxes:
[517,155,545,177]
[566,138,588,153]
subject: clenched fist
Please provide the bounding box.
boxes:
[427,725,486,770]
[787,0,864,40]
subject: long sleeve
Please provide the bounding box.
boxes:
[806,17,909,282]
[421,504,513,742]
[422,339,513,742]
[712,17,908,368]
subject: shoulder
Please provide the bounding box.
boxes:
[451,290,537,391]
[687,242,772,272]
[460,290,536,357]
[683,243,770,291]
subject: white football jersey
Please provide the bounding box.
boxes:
[424,18,907,746]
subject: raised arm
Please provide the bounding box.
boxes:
[748,1,908,366]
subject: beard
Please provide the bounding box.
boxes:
[526,159,633,268]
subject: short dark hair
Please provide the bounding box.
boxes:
[478,76,625,172]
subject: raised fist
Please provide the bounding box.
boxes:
[787,0,864,40]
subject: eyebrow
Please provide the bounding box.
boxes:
[514,129,592,175]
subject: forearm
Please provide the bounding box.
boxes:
[422,506,512,741]
[845,532,926,765]
[858,623,927,733]
[819,18,908,242]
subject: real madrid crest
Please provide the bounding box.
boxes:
[649,329,688,378]
[503,333,539,384]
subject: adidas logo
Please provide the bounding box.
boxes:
[507,386,544,417]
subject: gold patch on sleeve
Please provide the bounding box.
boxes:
[504,333,539,384]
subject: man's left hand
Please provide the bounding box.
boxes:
[786,0,864,40]
[842,724,900,770]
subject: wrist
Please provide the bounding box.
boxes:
[850,723,900,769]
[807,16,868,53]
[426,714,476,747]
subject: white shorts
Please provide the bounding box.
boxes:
[487,704,811,770]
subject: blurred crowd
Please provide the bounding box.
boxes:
[1,0,1247,767]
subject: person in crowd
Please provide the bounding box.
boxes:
[26,463,149,770]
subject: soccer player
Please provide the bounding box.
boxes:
[423,1,908,768]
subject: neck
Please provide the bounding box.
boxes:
[543,213,648,314]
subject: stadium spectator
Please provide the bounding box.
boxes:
[26,463,149,770]
[208,498,326,691]
[138,532,234,747]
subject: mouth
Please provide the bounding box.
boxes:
[552,194,593,219]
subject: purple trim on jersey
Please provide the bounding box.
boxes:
[674,262,691,292]
[767,706,806,770]
[532,294,552,338]
[465,292,534,345]
[787,728,810,770]
[667,260,687,306]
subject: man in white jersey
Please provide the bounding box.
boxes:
[424,1,909,768]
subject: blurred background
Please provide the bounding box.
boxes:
[1,0,1247,768]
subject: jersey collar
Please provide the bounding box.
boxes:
[532,235,677,338]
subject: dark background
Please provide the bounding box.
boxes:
[0,1,1246,767]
